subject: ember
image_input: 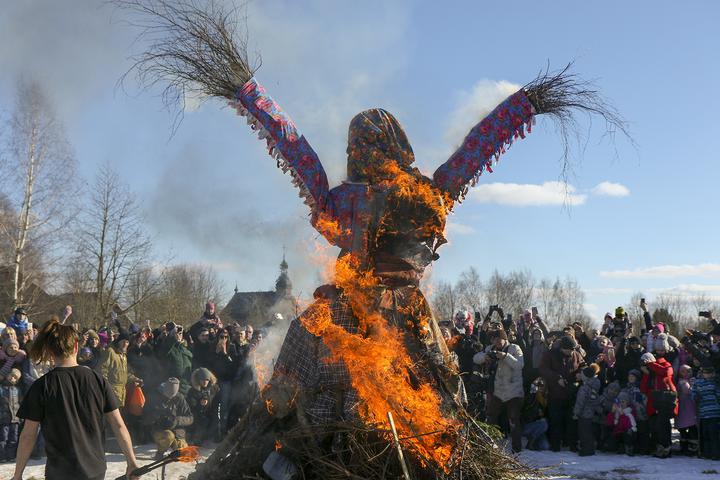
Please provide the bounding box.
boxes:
[176,446,201,463]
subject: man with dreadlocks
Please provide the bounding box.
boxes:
[117,2,627,477]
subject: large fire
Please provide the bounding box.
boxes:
[292,158,462,470]
[176,446,201,463]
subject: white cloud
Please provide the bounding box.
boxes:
[585,287,634,295]
[600,263,720,279]
[470,181,587,207]
[647,284,720,294]
[592,181,630,197]
[445,221,475,235]
[444,80,521,148]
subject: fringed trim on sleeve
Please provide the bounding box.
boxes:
[455,115,536,203]
[228,99,317,210]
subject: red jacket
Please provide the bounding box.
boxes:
[640,358,678,416]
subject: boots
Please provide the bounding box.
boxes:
[653,445,671,459]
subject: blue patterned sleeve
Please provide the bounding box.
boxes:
[230,78,332,213]
[433,90,536,201]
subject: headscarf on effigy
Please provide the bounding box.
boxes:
[346,108,415,183]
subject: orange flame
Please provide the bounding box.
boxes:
[176,446,201,463]
[275,440,282,451]
[296,156,462,470]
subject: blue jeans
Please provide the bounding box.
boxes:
[523,418,549,450]
[218,381,233,433]
[0,422,20,459]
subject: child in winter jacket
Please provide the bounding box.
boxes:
[0,368,22,461]
[692,366,720,460]
[605,391,637,455]
[187,368,220,445]
[622,369,650,454]
[573,364,602,456]
[676,365,698,455]
[0,339,26,381]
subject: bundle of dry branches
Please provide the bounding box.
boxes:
[523,62,633,181]
[116,0,258,108]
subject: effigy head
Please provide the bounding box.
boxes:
[347,108,414,182]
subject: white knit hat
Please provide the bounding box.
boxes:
[640,352,656,363]
[654,333,670,352]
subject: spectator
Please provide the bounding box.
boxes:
[79,329,102,370]
[188,302,223,343]
[0,368,22,462]
[573,363,602,456]
[540,335,585,451]
[522,327,549,387]
[191,327,214,371]
[128,332,156,390]
[1,328,17,344]
[98,333,141,406]
[6,309,29,335]
[145,377,194,460]
[211,328,238,437]
[187,368,219,445]
[676,364,698,456]
[692,366,720,460]
[473,329,524,452]
[621,369,649,454]
[614,336,644,387]
[452,311,481,377]
[605,391,637,456]
[639,351,677,458]
[521,377,549,450]
[0,339,27,382]
[156,324,193,396]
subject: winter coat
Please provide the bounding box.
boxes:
[6,315,29,333]
[614,339,644,386]
[0,384,21,423]
[0,349,27,378]
[676,378,697,428]
[573,377,602,420]
[621,383,648,421]
[640,358,678,416]
[98,346,137,405]
[187,383,220,418]
[191,341,214,371]
[211,344,240,382]
[128,343,156,388]
[144,393,194,438]
[473,342,524,402]
[539,348,585,401]
[597,381,622,422]
[691,377,720,419]
[157,337,193,395]
[453,336,481,376]
[606,406,636,436]
[521,390,547,424]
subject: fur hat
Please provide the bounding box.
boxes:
[654,333,670,352]
[640,352,656,363]
[558,335,578,350]
[159,377,180,399]
[191,368,217,389]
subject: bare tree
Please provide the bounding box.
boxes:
[431,281,457,324]
[0,81,78,308]
[72,163,157,323]
[139,263,226,325]
[455,267,484,314]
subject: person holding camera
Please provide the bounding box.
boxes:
[144,377,194,460]
[156,323,193,396]
[472,329,524,452]
[539,335,585,452]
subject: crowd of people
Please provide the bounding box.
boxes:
[2,298,720,467]
[0,302,268,463]
[443,300,720,459]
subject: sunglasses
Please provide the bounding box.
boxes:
[219,335,229,339]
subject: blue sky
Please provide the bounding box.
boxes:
[1,1,719,323]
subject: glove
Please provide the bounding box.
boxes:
[157,415,176,430]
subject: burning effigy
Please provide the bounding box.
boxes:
[117,1,627,478]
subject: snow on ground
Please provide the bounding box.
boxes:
[520,450,720,480]
[2,445,720,479]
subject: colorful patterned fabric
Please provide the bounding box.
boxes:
[230,77,536,253]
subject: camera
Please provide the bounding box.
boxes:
[487,351,498,361]
[699,311,712,319]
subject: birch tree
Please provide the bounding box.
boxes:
[0,81,77,308]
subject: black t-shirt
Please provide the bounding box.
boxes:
[18,365,119,480]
